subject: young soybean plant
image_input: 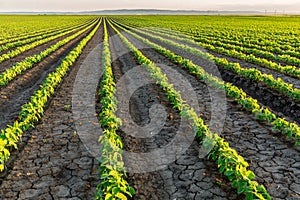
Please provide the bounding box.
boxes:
[95,19,135,200]
[113,20,300,146]
[109,20,271,200]
[0,19,101,172]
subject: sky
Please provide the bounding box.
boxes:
[0,0,300,12]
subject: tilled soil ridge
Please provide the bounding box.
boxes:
[119,27,300,200]
[0,24,103,200]
[108,23,242,200]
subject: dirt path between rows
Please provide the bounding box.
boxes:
[108,23,244,200]
[117,26,300,199]
[0,23,94,74]
[0,23,103,200]
[128,27,300,126]
[0,23,97,131]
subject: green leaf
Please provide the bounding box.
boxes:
[0,164,4,171]
[104,193,113,200]
[238,186,245,194]
[246,171,256,179]
[129,187,135,196]
[112,187,120,195]
[224,170,235,177]
[246,192,254,200]
[232,180,238,188]
[115,192,127,200]
[219,166,225,173]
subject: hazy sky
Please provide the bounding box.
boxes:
[0,0,299,12]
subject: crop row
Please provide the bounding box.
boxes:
[135,25,300,80]
[192,39,300,79]
[108,19,271,200]
[0,18,95,65]
[0,19,101,172]
[111,20,300,146]
[194,37,300,67]
[0,16,95,41]
[189,30,300,52]
[190,33,300,60]
[142,26,300,60]
[157,28,300,67]
[0,20,98,87]
[0,18,96,47]
[181,22,300,50]
[113,20,300,101]
[112,16,300,51]
[95,19,135,200]
[0,18,96,53]
[142,26,300,64]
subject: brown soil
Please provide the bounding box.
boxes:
[0,23,93,74]
[127,26,300,125]
[112,24,300,200]
[0,22,97,131]
[0,19,299,200]
[0,21,102,200]
[107,23,244,200]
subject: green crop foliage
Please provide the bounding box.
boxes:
[114,20,300,101]
[0,18,101,172]
[0,20,98,87]
[108,19,271,200]
[95,19,135,200]
[111,19,300,147]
